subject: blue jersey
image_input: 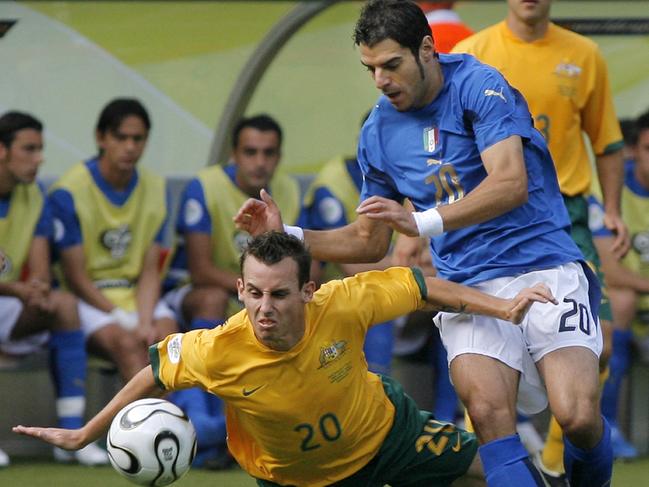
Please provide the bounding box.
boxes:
[358,53,582,284]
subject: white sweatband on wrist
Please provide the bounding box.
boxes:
[283,224,305,241]
[412,208,444,237]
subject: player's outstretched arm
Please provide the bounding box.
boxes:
[423,277,557,324]
[13,366,163,451]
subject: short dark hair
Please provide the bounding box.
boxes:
[96,98,151,136]
[619,118,638,147]
[636,110,649,138]
[353,0,432,60]
[232,114,283,149]
[240,231,311,288]
[0,111,43,149]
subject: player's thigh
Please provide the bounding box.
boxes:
[390,414,477,487]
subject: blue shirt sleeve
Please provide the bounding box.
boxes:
[49,188,83,249]
[305,187,348,230]
[357,110,406,203]
[154,185,172,245]
[587,195,613,238]
[461,65,533,153]
[176,178,211,235]
[33,183,53,238]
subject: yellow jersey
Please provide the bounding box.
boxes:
[453,21,623,196]
[0,183,44,282]
[150,267,426,486]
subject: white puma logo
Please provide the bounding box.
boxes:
[484,87,507,103]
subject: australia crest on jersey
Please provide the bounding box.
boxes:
[317,340,349,369]
[101,224,132,259]
[423,126,439,153]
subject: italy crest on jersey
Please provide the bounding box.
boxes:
[423,126,439,153]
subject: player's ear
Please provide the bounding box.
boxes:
[236,278,245,301]
[420,35,435,62]
[0,141,7,161]
[301,281,316,303]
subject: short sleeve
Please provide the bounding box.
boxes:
[176,178,211,235]
[581,48,623,155]
[149,330,210,391]
[461,67,532,153]
[49,188,83,249]
[587,194,613,238]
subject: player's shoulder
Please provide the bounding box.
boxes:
[453,22,501,52]
[548,22,599,52]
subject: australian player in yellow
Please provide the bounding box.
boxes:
[49,99,178,381]
[14,231,558,486]
[0,111,108,466]
[161,114,303,468]
[453,0,630,476]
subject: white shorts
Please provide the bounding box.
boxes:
[434,262,603,415]
[0,296,50,355]
[78,300,176,338]
[162,284,192,317]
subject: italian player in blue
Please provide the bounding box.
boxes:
[235,1,612,486]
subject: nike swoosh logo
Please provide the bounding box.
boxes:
[242,385,265,396]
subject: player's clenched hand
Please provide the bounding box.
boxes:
[234,189,283,236]
[505,283,558,324]
[13,425,88,451]
[356,196,419,237]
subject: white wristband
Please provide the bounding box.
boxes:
[283,224,305,242]
[412,208,444,237]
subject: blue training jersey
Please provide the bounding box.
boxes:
[358,53,582,285]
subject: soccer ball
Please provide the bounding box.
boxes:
[107,398,197,486]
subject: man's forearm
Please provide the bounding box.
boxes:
[424,276,510,320]
[82,366,164,446]
[303,220,392,263]
[596,150,624,215]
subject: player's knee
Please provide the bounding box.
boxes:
[553,399,599,440]
[45,290,79,330]
[465,397,514,432]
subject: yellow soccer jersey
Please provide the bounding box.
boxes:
[454,22,623,196]
[0,183,44,282]
[150,267,427,486]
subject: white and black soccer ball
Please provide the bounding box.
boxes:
[107,398,197,486]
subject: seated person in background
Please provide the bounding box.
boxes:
[0,111,106,466]
[49,98,178,382]
[302,112,394,375]
[15,231,558,487]
[588,110,649,460]
[163,114,304,467]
